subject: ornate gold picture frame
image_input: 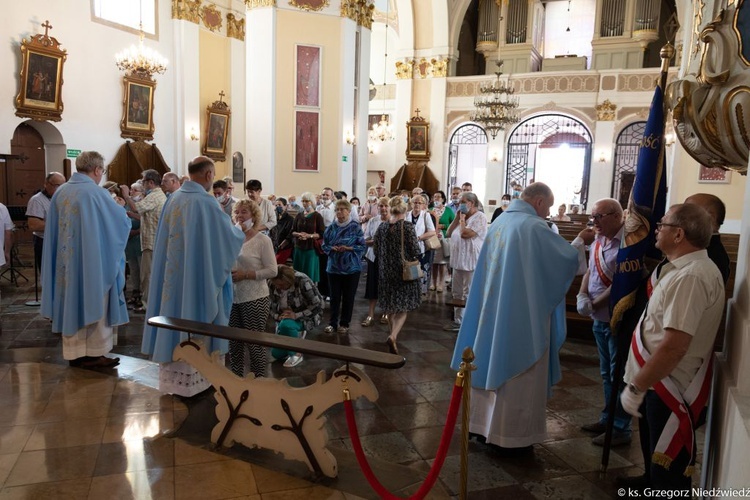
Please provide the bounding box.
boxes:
[203,92,231,161]
[406,110,430,161]
[15,21,67,122]
[120,74,156,141]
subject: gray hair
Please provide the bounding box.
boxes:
[300,191,315,202]
[521,182,553,202]
[75,151,104,173]
[460,191,479,206]
[593,198,623,216]
[668,203,713,249]
[142,169,161,185]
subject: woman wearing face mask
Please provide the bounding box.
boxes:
[291,191,325,285]
[491,194,512,223]
[360,186,380,226]
[429,190,454,292]
[229,199,278,378]
[321,200,366,334]
[213,179,235,217]
[361,197,390,326]
[444,192,488,332]
[410,194,437,296]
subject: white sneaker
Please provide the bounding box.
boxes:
[283,353,303,368]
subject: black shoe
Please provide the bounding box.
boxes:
[468,432,486,443]
[489,444,533,458]
[580,421,607,434]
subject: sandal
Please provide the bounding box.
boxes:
[379,314,389,324]
[337,326,349,335]
[324,325,335,334]
[361,316,373,327]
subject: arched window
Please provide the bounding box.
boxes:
[447,124,488,190]
[611,121,646,208]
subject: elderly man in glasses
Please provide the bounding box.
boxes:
[576,198,632,446]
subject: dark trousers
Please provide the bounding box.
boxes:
[328,272,360,328]
[33,235,43,274]
[639,391,693,493]
[318,253,329,297]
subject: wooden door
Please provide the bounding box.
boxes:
[8,124,46,207]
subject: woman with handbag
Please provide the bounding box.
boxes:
[429,190,454,292]
[374,196,421,355]
[291,191,325,285]
[321,200,366,334]
[409,194,438,296]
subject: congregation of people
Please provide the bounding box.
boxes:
[27,150,733,496]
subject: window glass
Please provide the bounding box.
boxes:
[92,0,157,36]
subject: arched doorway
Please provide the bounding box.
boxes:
[506,114,592,209]
[6,124,46,207]
[611,121,647,208]
[447,123,488,200]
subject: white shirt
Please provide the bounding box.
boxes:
[26,191,51,238]
[0,204,14,267]
[363,215,386,262]
[317,204,334,227]
[409,210,436,254]
[257,198,277,233]
[232,232,278,303]
[449,210,488,271]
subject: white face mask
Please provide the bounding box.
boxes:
[110,192,117,200]
[132,194,143,202]
[368,195,376,202]
[322,199,331,206]
[216,194,227,204]
[434,200,443,207]
[501,200,510,207]
[242,218,254,230]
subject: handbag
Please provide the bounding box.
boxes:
[441,237,451,257]
[401,222,423,281]
[425,234,441,251]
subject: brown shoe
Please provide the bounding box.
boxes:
[385,337,398,355]
[80,356,120,369]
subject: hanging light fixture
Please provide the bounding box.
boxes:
[470,60,520,140]
[115,1,167,78]
[369,0,394,142]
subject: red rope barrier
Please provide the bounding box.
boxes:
[344,383,464,500]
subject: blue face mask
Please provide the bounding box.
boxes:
[459,203,468,214]
[276,206,284,215]
[512,190,521,198]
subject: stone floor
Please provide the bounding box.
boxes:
[0,255,703,499]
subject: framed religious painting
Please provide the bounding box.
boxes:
[120,75,156,141]
[698,164,732,184]
[203,92,231,161]
[294,110,320,172]
[406,111,430,161]
[15,21,67,122]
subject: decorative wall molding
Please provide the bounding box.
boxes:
[515,74,600,94]
[226,13,245,40]
[289,0,329,12]
[395,59,414,80]
[201,4,223,31]
[172,0,202,24]
[341,0,374,29]
[596,99,617,121]
[395,57,450,80]
[245,0,276,7]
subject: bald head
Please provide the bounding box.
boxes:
[684,193,725,233]
[161,172,180,194]
[521,182,554,218]
[188,156,215,190]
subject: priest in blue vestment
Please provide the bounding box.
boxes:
[141,156,244,394]
[41,151,131,369]
[450,182,580,452]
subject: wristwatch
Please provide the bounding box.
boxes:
[628,383,643,395]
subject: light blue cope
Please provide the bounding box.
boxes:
[41,172,131,335]
[141,180,244,362]
[450,198,579,395]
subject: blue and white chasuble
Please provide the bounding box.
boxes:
[141,181,244,362]
[450,199,579,393]
[41,172,131,335]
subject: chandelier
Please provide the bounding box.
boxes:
[369,0,394,142]
[115,24,167,78]
[470,60,519,139]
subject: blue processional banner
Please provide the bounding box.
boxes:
[610,85,668,334]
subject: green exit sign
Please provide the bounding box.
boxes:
[342,155,348,162]
[66,149,81,158]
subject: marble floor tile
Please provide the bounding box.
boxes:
[24,417,107,450]
[434,451,518,495]
[101,411,177,443]
[542,438,633,473]
[0,453,19,487]
[173,459,258,499]
[384,403,445,430]
[0,478,93,499]
[88,468,175,500]
[250,464,312,493]
[523,473,611,499]
[411,380,454,403]
[342,431,421,464]
[468,484,538,499]
[489,445,576,483]
[0,382,57,405]
[398,340,447,353]
[173,440,233,466]
[93,438,175,476]
[4,444,100,486]
[0,425,33,455]
[39,395,113,422]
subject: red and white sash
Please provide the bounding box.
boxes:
[593,240,614,287]
[630,320,713,475]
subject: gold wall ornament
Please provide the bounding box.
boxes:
[201,4,223,32]
[395,59,414,80]
[595,99,617,121]
[289,0,329,12]
[245,0,276,8]
[667,4,750,174]
[359,3,374,28]
[15,20,67,122]
[172,0,202,23]
[341,0,373,27]
[431,58,449,77]
[227,13,245,41]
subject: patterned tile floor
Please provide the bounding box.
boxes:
[0,259,703,499]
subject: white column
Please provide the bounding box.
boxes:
[589,120,616,204]
[339,19,357,195]
[172,19,201,175]
[229,35,246,179]
[355,26,372,199]
[246,7,277,191]
[428,77,447,187]
[394,78,414,166]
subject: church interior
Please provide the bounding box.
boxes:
[1,0,749,497]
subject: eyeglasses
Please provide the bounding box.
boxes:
[656,222,681,231]
[590,212,615,221]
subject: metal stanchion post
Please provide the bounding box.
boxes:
[458,347,475,500]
